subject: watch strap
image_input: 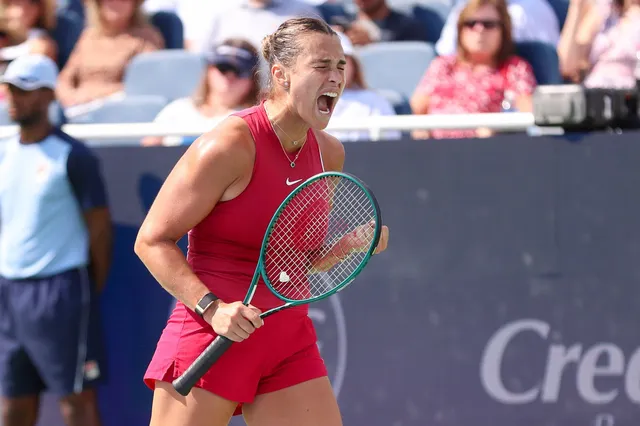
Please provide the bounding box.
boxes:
[195,292,218,318]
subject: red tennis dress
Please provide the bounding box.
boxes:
[143,102,328,414]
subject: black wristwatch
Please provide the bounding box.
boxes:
[195,292,219,318]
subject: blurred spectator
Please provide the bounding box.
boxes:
[55,0,164,114]
[557,0,640,88]
[328,31,400,141]
[0,0,58,72]
[411,0,537,139]
[199,0,319,54]
[142,38,261,146]
[436,0,560,55]
[142,0,241,51]
[0,54,111,426]
[331,0,429,46]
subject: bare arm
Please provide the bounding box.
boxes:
[85,208,112,291]
[557,0,603,81]
[410,93,430,115]
[134,118,253,312]
[56,31,87,107]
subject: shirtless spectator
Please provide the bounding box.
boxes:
[56,0,164,112]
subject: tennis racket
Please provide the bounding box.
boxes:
[172,171,383,396]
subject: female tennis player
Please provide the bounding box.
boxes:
[135,17,389,426]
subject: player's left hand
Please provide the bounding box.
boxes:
[374,225,389,254]
[346,221,388,254]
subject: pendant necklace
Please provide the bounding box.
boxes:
[265,105,308,168]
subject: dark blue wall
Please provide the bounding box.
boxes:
[35,132,640,426]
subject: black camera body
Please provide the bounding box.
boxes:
[533,84,640,131]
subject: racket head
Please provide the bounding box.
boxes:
[258,171,382,305]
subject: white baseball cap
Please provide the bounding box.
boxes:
[1,54,58,91]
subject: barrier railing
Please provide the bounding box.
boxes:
[0,112,557,144]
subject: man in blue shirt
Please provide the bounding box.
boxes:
[0,55,111,426]
[329,0,429,46]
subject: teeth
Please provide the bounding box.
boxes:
[322,92,338,98]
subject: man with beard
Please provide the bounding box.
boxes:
[0,54,111,426]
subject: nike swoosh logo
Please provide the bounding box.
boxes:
[286,178,302,186]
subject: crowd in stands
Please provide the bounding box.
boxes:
[0,0,638,141]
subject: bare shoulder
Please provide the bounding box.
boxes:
[183,116,255,182]
[315,130,345,172]
[130,24,165,47]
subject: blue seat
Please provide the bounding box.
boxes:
[52,9,84,69]
[546,0,569,29]
[376,89,413,115]
[412,4,448,44]
[123,50,205,100]
[515,41,563,85]
[356,41,436,98]
[150,11,184,49]
[0,102,11,127]
[67,95,168,124]
[317,2,349,23]
[56,0,84,20]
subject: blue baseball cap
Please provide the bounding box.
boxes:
[0,54,58,91]
[204,42,258,78]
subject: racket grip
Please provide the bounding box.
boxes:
[172,335,234,396]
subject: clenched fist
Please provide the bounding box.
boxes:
[204,301,263,342]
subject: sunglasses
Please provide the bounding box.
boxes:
[463,19,501,30]
[214,63,242,76]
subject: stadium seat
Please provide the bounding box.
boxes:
[0,102,11,127]
[317,2,349,23]
[515,41,563,85]
[150,11,184,49]
[56,0,84,20]
[67,95,168,124]
[123,50,205,100]
[546,0,569,29]
[376,88,413,115]
[412,3,449,44]
[356,41,436,98]
[52,9,84,70]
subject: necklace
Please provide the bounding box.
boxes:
[264,104,308,168]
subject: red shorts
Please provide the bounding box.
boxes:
[143,302,327,416]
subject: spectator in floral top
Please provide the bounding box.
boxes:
[410,0,536,139]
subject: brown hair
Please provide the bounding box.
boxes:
[456,0,513,66]
[346,55,367,89]
[85,0,148,32]
[193,38,260,109]
[260,17,337,99]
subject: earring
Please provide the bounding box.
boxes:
[284,81,289,88]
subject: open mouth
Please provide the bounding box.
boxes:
[317,92,338,115]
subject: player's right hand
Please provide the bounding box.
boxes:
[205,301,263,342]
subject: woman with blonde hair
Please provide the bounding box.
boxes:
[0,0,57,72]
[410,0,537,139]
[56,0,164,111]
[142,38,261,146]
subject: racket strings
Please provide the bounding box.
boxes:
[264,176,377,301]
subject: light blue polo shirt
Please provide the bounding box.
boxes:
[0,129,108,279]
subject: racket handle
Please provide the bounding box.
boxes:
[172,335,234,396]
